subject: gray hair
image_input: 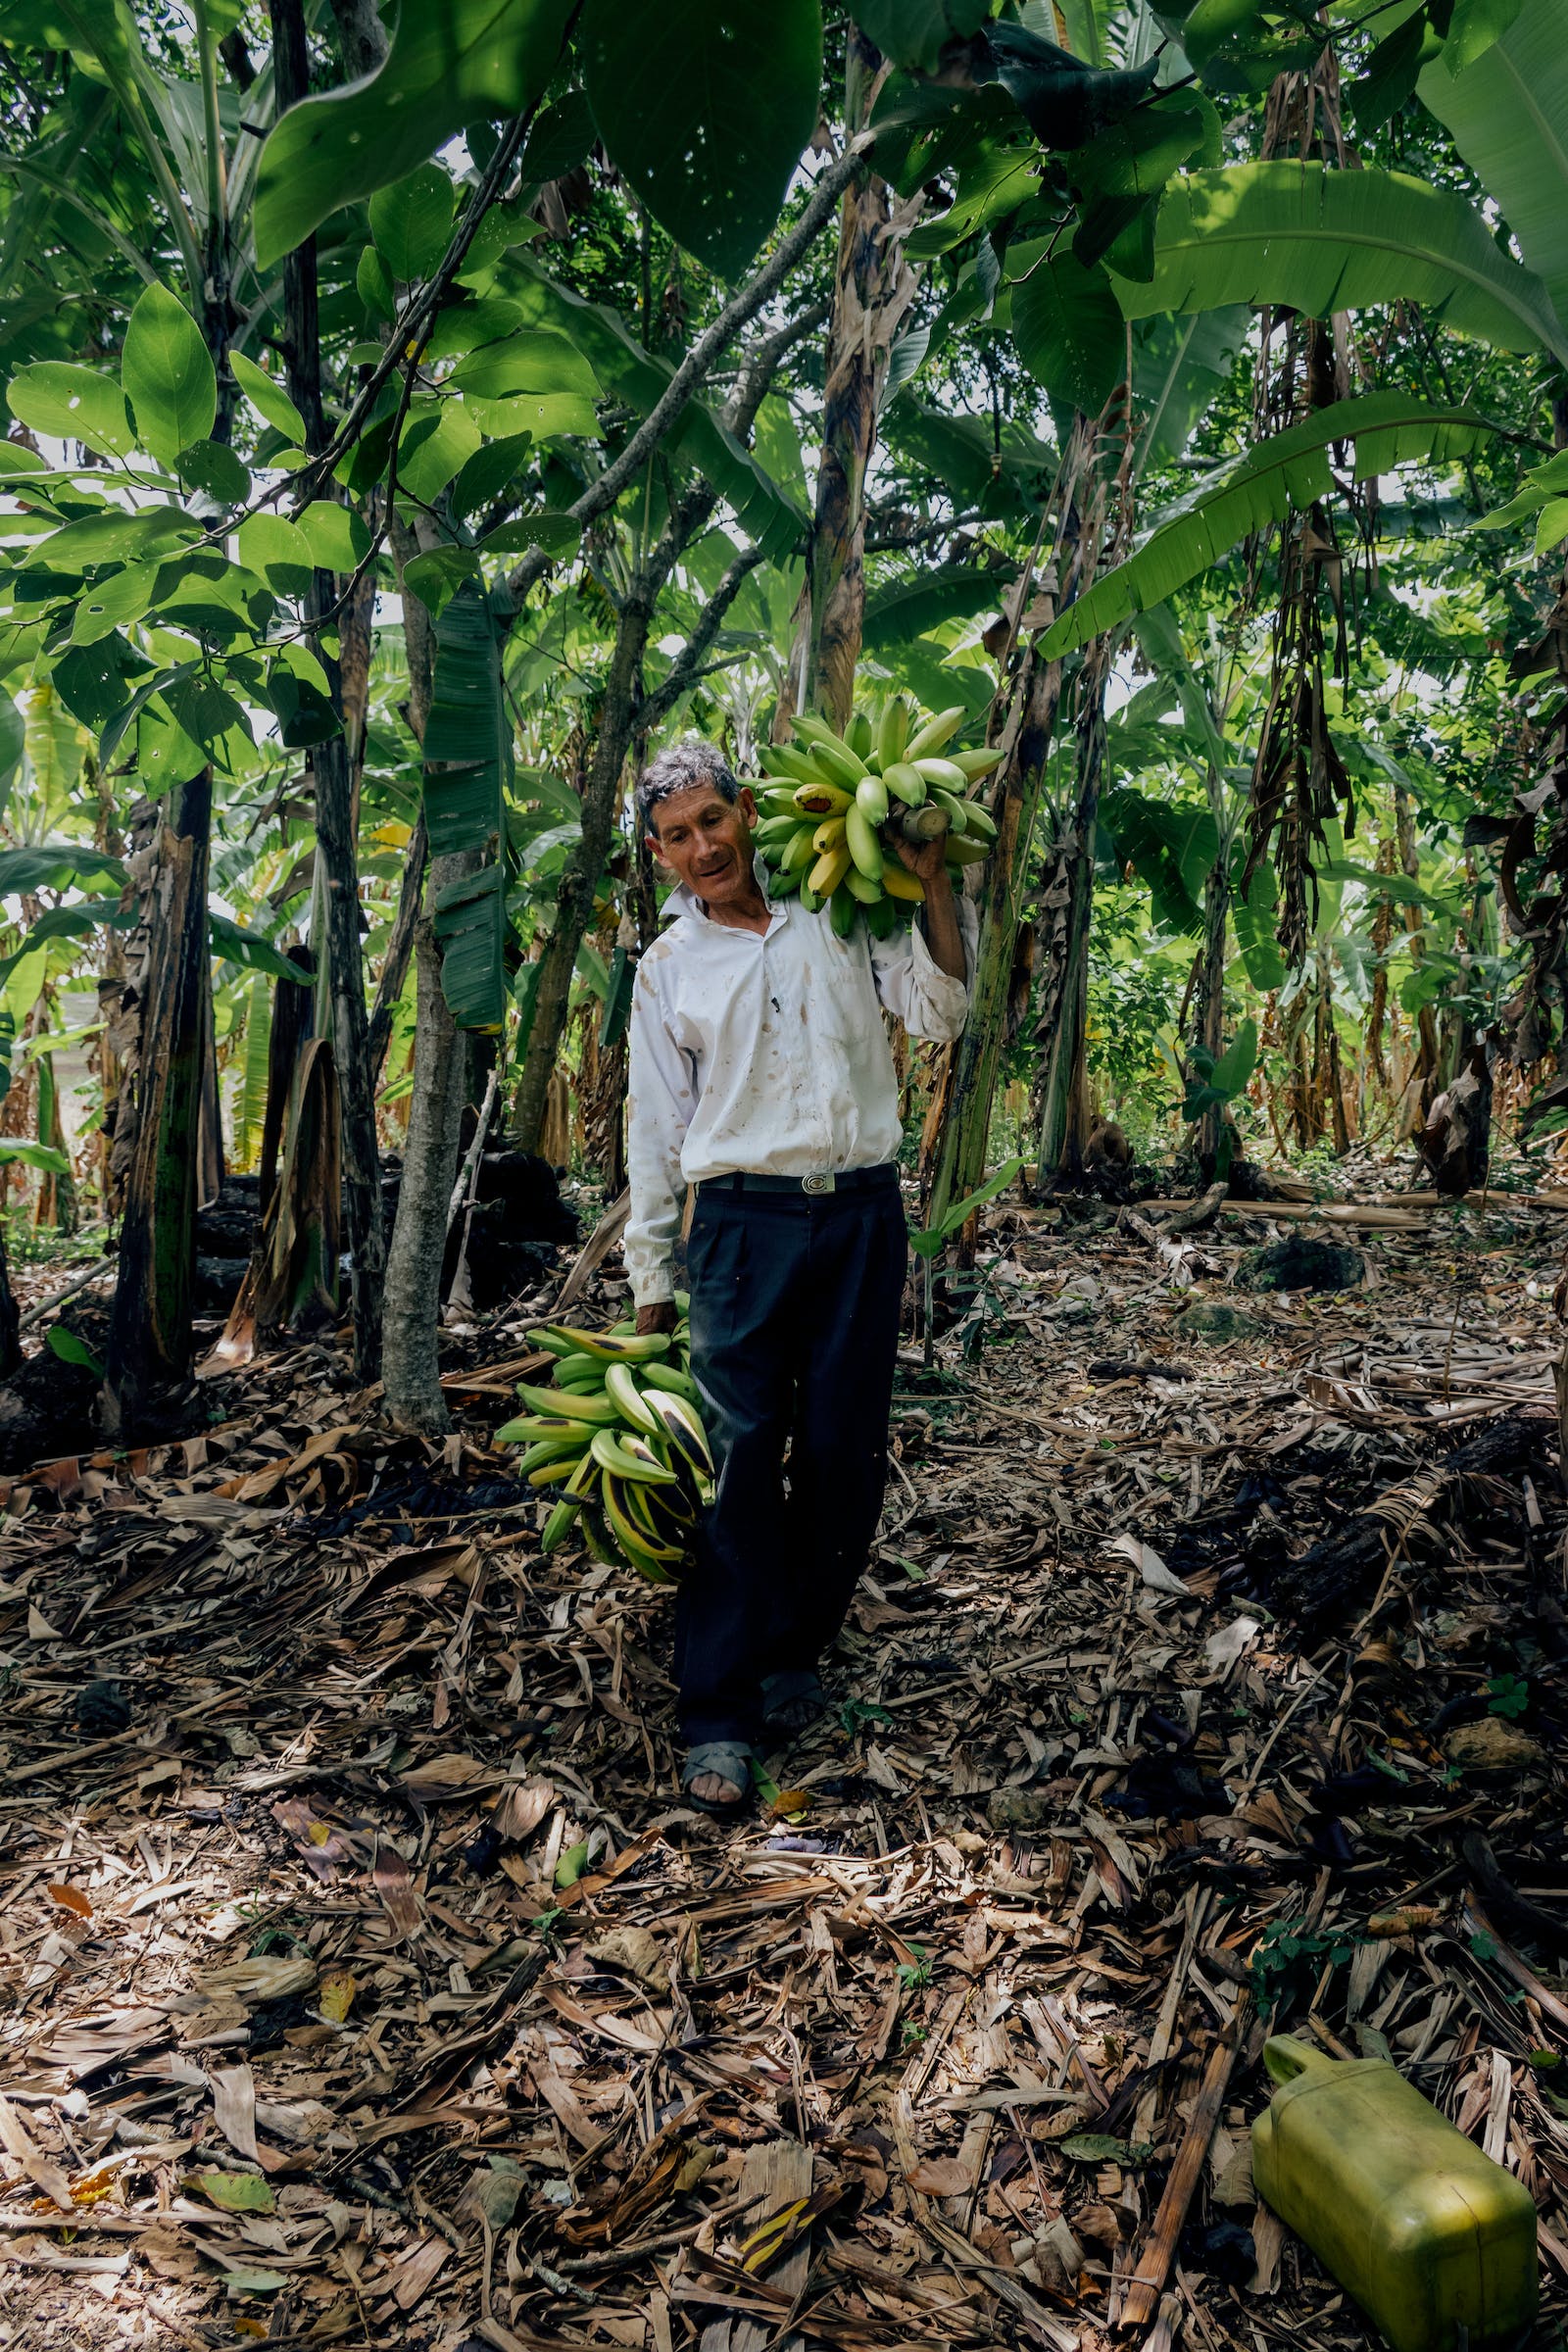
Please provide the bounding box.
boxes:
[637,737,741,834]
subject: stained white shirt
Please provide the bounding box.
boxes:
[624,862,973,1305]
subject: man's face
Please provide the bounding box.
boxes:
[647,781,759,907]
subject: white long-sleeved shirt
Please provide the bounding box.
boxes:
[624,863,974,1305]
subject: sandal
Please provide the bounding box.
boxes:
[680,1740,755,1817]
[760,1671,827,1740]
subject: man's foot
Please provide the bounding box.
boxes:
[681,1740,754,1815]
[760,1670,827,1740]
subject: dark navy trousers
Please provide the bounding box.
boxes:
[676,1170,907,1746]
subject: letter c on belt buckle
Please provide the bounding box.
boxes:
[803,1172,835,1195]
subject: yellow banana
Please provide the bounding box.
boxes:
[812,813,848,856]
[881,865,925,902]
[809,842,853,897]
[792,780,850,816]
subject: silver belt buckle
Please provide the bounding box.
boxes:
[803,1171,835,1196]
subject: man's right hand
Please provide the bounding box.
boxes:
[636,1299,679,1337]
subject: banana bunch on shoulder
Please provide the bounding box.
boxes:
[496,1307,712,1585]
[752,694,1003,937]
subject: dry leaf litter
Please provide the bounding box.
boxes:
[0,1183,1565,2352]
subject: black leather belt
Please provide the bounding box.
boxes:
[700,1165,898,1198]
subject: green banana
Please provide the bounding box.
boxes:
[957,797,997,842]
[783,823,818,874]
[913,756,969,793]
[517,1438,586,1476]
[856,773,890,825]
[541,1496,582,1552]
[528,1454,582,1487]
[605,1359,661,1435]
[499,1412,584,1443]
[798,881,822,913]
[525,1327,576,1356]
[514,1382,621,1426]
[590,1425,678,1484]
[881,760,928,808]
[646,1391,714,1478]
[845,803,884,881]
[554,1355,609,1391]
[830,885,859,937]
[930,786,971,834]
[946,834,990,864]
[905,704,966,760]
[543,1324,671,1363]
[602,1476,680,1575]
[846,710,874,760]
[845,868,882,905]
[878,696,910,769]
[951,746,1005,781]
[640,1360,701,1402]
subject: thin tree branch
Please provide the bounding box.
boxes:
[506,137,871,605]
[634,544,771,729]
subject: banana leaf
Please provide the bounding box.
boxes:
[422,582,515,1028]
[1042,393,1494,659]
[1112,161,1568,367]
[1418,0,1568,322]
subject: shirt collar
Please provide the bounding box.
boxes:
[670,850,782,928]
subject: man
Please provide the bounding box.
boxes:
[625,736,973,1813]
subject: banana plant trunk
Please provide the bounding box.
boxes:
[1033,643,1114,1182]
[380,528,469,1432]
[925,617,1064,1242]
[1193,856,1229,1171]
[779,27,918,733]
[102,768,213,1437]
[381,855,477,1433]
[514,573,655,1153]
[0,1223,19,1382]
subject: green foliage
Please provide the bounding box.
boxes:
[1115,162,1568,365]
[121,281,216,466]
[1044,395,1495,656]
[1249,1916,1358,2015]
[254,0,575,267]
[582,0,823,281]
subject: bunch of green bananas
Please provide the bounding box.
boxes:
[496,1312,713,1586]
[752,695,1003,938]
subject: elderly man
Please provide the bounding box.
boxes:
[625,737,973,1813]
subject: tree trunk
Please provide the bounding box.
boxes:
[1033,644,1113,1181]
[271,0,382,1379]
[0,1221,19,1382]
[1193,855,1229,1172]
[379,518,470,1432]
[102,769,213,1437]
[514,574,655,1152]
[925,612,1063,1236]
[380,858,475,1433]
[780,29,919,732]
[310,689,384,1382]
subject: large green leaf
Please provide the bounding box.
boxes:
[0,841,126,894]
[432,860,508,1032]
[253,0,574,270]
[7,361,136,457]
[369,164,456,282]
[861,564,1011,651]
[422,582,509,858]
[986,22,1158,150]
[1009,243,1126,413]
[1100,785,1216,934]
[1132,307,1250,468]
[422,583,514,1028]
[1042,393,1495,658]
[1112,161,1568,366]
[208,912,314,984]
[121,281,216,466]
[1418,0,1568,323]
[850,0,993,73]
[581,0,822,281]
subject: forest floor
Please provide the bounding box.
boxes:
[1,1170,1567,2352]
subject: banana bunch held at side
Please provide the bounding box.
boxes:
[752,695,1003,939]
[495,1308,713,1586]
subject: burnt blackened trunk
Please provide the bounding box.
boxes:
[102,769,213,1436]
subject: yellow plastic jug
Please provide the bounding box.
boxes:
[1252,2036,1538,2352]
